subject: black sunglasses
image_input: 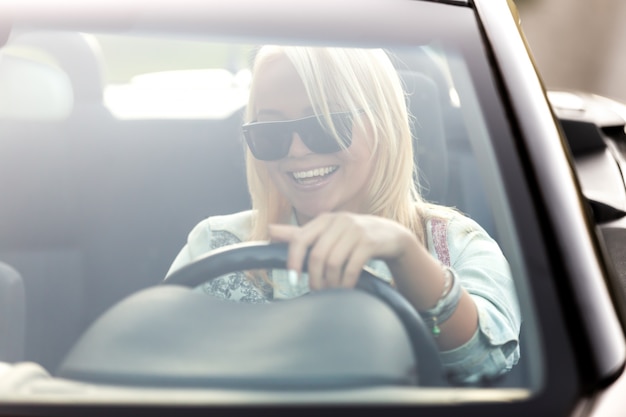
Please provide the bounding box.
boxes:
[242,111,357,161]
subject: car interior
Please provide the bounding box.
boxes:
[0,30,529,388]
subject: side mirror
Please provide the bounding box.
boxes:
[549,91,626,224]
[587,199,626,223]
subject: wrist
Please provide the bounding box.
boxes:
[418,265,462,337]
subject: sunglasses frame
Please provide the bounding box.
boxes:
[242,111,358,161]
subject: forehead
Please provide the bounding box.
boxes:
[251,53,312,119]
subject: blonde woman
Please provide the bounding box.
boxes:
[166,46,520,384]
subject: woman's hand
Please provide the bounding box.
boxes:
[270,211,479,350]
[268,212,417,290]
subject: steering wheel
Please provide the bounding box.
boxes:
[163,241,447,386]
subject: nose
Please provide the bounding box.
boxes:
[287,132,313,157]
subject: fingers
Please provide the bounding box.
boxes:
[269,222,326,279]
[339,242,372,288]
[285,215,335,289]
[310,224,362,289]
[269,213,373,290]
[306,218,349,289]
[268,224,307,276]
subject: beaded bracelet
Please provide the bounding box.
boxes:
[419,265,462,337]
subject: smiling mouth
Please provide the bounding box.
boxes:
[290,165,338,184]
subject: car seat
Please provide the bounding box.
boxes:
[399,69,448,205]
[0,262,25,362]
[0,44,83,370]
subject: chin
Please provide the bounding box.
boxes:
[292,204,334,222]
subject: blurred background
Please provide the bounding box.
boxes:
[516,0,626,103]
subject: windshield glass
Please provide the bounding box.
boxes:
[0,8,542,406]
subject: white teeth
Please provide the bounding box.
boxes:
[292,166,337,180]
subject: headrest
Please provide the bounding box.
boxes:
[399,70,448,205]
[0,54,73,121]
[8,31,104,103]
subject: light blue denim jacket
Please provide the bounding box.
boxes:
[166,208,521,385]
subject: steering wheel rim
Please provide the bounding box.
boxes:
[162,241,447,386]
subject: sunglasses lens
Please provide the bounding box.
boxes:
[244,124,292,161]
[301,113,353,153]
[243,112,355,161]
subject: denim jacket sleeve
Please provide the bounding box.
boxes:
[425,212,521,385]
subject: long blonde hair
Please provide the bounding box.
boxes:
[245,46,427,243]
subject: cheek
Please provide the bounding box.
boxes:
[346,124,375,167]
[344,126,379,197]
[352,117,376,151]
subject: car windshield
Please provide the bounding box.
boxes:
[0,1,545,407]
